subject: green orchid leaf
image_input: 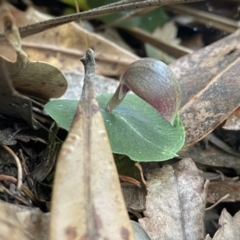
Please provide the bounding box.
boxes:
[98,94,185,161]
[44,99,78,131]
[44,94,185,162]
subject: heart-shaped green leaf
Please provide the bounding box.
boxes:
[44,94,185,161]
[99,94,185,161]
[44,99,78,131]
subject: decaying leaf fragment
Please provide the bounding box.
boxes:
[139,158,208,240]
[180,57,240,145]
[170,29,240,145]
[121,182,146,212]
[205,209,240,240]
[0,4,67,101]
[0,200,28,240]
[179,143,240,173]
[0,0,205,40]
[207,181,240,203]
[0,12,38,128]
[0,2,139,76]
[0,200,49,240]
[0,60,38,128]
[50,49,135,240]
[222,106,240,130]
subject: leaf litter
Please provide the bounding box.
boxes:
[0,0,240,239]
[0,2,139,76]
[139,158,207,240]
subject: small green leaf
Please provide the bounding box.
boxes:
[44,94,185,162]
[99,94,185,161]
[44,99,78,131]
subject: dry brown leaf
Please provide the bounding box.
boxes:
[0,200,49,240]
[207,181,240,203]
[122,182,146,212]
[0,0,207,40]
[139,158,208,240]
[1,54,67,100]
[223,106,240,130]
[181,33,204,51]
[153,21,181,46]
[98,28,134,53]
[0,2,139,76]
[49,49,134,240]
[0,5,67,101]
[179,144,240,173]
[0,12,38,128]
[205,209,240,240]
[61,72,118,100]
[180,57,240,145]
[170,29,240,145]
[128,27,191,58]
[0,200,28,240]
[0,60,38,128]
[145,21,182,63]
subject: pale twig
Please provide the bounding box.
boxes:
[0,183,30,205]
[0,174,18,184]
[119,175,141,187]
[135,163,146,186]
[19,149,33,189]
[2,145,23,190]
[205,194,230,211]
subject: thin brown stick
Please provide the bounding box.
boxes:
[0,0,205,39]
[119,175,141,187]
[0,174,17,184]
[205,194,230,211]
[127,27,191,57]
[22,185,39,205]
[0,183,30,205]
[2,145,23,190]
[19,149,33,189]
[135,162,146,186]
